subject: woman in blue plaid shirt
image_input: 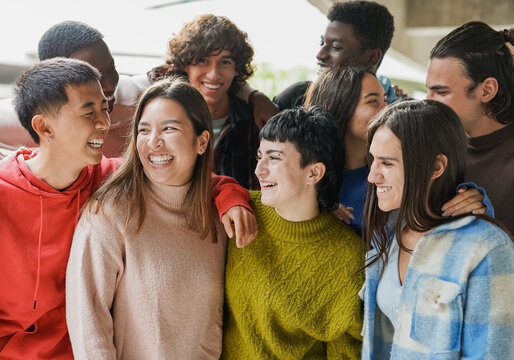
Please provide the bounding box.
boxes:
[361,99,514,359]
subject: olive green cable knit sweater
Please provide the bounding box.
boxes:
[222,191,364,359]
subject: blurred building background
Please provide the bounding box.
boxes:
[308,0,513,97]
[0,0,512,99]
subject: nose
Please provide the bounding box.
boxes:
[100,69,120,94]
[367,160,380,184]
[95,112,111,131]
[206,62,219,80]
[148,131,162,149]
[254,157,268,178]
[316,45,328,61]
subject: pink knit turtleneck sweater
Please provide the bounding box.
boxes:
[66,181,227,360]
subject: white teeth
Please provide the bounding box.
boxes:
[377,187,391,193]
[203,82,221,90]
[149,155,173,165]
[260,181,276,188]
[88,139,104,148]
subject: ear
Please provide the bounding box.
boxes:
[478,77,499,104]
[196,130,210,155]
[363,48,382,72]
[431,154,448,180]
[306,162,326,186]
[31,114,53,143]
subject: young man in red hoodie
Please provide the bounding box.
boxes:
[0,58,255,359]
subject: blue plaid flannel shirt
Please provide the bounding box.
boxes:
[360,215,514,360]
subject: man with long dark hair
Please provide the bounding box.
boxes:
[426,21,514,233]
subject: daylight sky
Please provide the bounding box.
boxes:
[0,0,327,73]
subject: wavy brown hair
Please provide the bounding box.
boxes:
[166,14,255,94]
[87,77,216,240]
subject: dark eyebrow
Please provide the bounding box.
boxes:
[364,92,380,99]
[82,98,108,109]
[265,149,283,155]
[376,155,399,161]
[327,37,343,43]
[161,119,181,125]
[138,119,182,127]
[426,84,449,91]
[321,34,342,43]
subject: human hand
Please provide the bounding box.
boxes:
[146,64,173,83]
[249,91,278,130]
[393,85,409,98]
[331,203,355,224]
[221,205,258,248]
[441,186,486,217]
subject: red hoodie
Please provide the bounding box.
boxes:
[0,149,120,359]
[0,148,250,359]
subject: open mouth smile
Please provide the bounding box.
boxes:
[149,155,174,165]
[87,138,104,149]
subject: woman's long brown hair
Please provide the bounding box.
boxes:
[86,77,216,241]
[363,100,469,267]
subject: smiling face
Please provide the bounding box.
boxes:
[184,49,237,117]
[255,139,320,220]
[70,39,119,112]
[317,21,372,71]
[136,97,208,186]
[367,126,404,212]
[48,80,110,167]
[347,73,386,142]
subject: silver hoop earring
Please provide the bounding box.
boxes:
[47,137,52,144]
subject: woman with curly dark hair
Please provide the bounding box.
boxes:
[166,14,259,189]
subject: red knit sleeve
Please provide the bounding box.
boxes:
[211,173,253,220]
[92,157,123,191]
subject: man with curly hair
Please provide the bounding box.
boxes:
[274,0,398,109]
[165,14,260,189]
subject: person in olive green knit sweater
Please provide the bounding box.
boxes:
[222,106,364,359]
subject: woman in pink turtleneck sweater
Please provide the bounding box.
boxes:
[66,78,243,359]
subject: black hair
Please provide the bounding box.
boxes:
[430,21,514,125]
[14,57,101,143]
[38,21,103,60]
[328,1,394,65]
[259,106,344,211]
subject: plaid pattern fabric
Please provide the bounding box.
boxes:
[361,215,514,360]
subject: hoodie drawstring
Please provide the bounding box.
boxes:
[32,189,81,310]
[76,188,81,225]
[33,195,44,310]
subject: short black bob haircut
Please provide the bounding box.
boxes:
[259,106,344,212]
